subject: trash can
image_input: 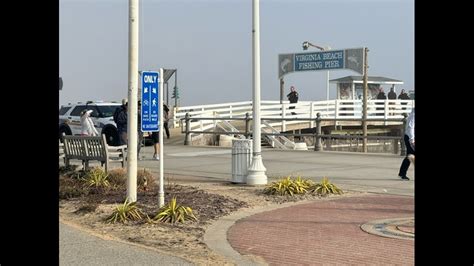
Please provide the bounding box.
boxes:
[231,139,253,184]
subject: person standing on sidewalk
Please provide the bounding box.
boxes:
[151,131,160,160]
[163,103,170,139]
[114,99,128,146]
[398,108,415,180]
[137,100,144,160]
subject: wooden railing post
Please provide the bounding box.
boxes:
[184,112,191,145]
[314,112,322,151]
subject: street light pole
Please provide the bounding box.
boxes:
[362,47,369,153]
[126,0,139,202]
[246,0,267,185]
[325,46,331,101]
[303,41,331,101]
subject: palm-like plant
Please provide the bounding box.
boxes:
[83,167,110,188]
[264,176,314,196]
[106,198,144,224]
[310,177,343,196]
[153,197,197,224]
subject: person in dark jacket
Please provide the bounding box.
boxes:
[286,86,299,115]
[387,86,397,115]
[398,89,410,110]
[398,108,414,180]
[163,103,170,139]
[114,99,128,146]
[376,87,386,116]
[137,100,143,159]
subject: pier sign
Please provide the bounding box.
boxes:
[279,47,364,78]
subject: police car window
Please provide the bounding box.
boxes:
[88,107,100,118]
[96,105,120,118]
[59,106,71,115]
[70,106,86,116]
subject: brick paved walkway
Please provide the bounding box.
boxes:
[228,194,414,265]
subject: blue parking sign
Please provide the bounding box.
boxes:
[141,71,160,132]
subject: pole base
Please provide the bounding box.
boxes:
[158,192,165,207]
[246,155,267,185]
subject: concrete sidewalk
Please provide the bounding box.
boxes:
[60,221,192,265]
[136,143,414,196]
[61,143,415,265]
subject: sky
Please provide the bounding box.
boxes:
[60,0,414,107]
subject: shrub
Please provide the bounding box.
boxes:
[263,176,313,196]
[153,197,197,224]
[105,198,144,224]
[137,168,155,191]
[83,167,110,188]
[106,168,154,191]
[310,177,343,196]
[59,165,78,176]
[107,168,127,188]
[59,175,89,199]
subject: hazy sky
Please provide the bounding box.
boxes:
[60,0,414,107]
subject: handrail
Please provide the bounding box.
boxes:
[181,113,408,155]
[262,120,295,149]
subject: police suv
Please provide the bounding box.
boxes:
[59,101,122,146]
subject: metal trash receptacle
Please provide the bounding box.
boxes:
[231,139,253,183]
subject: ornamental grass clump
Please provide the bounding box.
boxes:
[152,197,197,224]
[263,176,314,196]
[105,198,144,224]
[310,177,343,196]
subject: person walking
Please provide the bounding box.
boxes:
[287,86,299,115]
[163,103,170,139]
[151,131,160,160]
[137,100,143,159]
[398,108,415,180]
[114,99,128,146]
[80,109,99,136]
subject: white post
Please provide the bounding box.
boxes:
[158,68,165,207]
[282,103,286,132]
[246,0,267,185]
[325,46,331,114]
[326,70,330,102]
[126,0,139,202]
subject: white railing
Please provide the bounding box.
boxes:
[173,99,414,130]
[262,120,295,149]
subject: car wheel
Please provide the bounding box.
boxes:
[59,125,71,142]
[103,127,119,146]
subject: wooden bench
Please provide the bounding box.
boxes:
[62,134,127,172]
[59,140,65,164]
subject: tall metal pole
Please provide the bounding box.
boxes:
[279,78,284,104]
[126,0,139,202]
[326,70,330,101]
[362,47,369,153]
[325,46,331,101]
[166,82,169,106]
[158,68,165,207]
[246,0,267,185]
[175,69,178,107]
